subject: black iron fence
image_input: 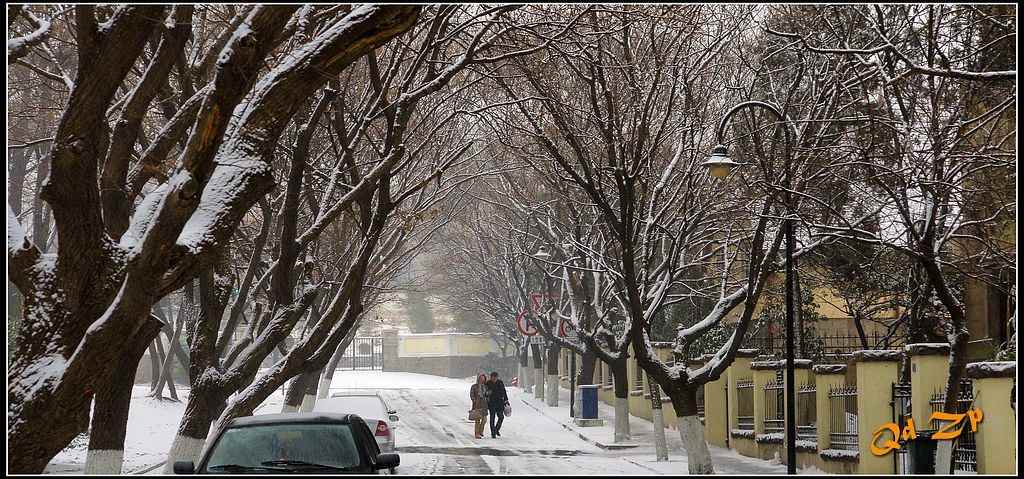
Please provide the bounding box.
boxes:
[696,383,705,419]
[828,385,858,450]
[797,382,817,441]
[745,329,903,357]
[338,336,383,370]
[763,379,784,434]
[929,380,976,473]
[892,381,912,473]
[736,379,755,430]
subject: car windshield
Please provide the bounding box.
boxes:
[315,396,387,420]
[203,423,361,472]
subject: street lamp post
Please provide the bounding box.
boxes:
[705,100,798,474]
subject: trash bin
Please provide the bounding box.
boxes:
[908,431,937,474]
[579,385,599,419]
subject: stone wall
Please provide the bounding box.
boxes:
[381,329,515,379]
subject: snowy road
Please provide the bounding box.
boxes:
[329,373,661,475]
[45,371,787,475]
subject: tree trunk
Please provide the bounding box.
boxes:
[31,149,52,252]
[545,343,560,407]
[578,349,596,385]
[161,323,190,383]
[671,386,713,474]
[649,381,668,461]
[519,344,531,392]
[150,334,169,398]
[153,319,183,401]
[146,342,160,392]
[85,318,161,474]
[851,311,870,349]
[611,357,631,442]
[318,331,357,398]
[282,368,320,413]
[162,382,228,473]
[531,343,544,400]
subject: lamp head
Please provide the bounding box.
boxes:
[703,144,737,179]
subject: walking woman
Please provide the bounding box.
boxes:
[469,373,489,439]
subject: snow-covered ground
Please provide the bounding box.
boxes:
[46,387,191,474]
[44,371,802,475]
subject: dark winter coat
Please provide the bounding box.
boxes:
[486,379,508,409]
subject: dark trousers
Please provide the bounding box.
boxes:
[488,407,504,436]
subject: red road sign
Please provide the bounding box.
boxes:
[558,319,568,338]
[515,310,539,336]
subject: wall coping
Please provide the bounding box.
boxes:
[965,361,1016,379]
[750,359,812,370]
[812,364,847,375]
[851,349,902,363]
[398,332,491,338]
[904,342,951,356]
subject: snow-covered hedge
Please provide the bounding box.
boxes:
[819,448,859,462]
[795,439,818,452]
[755,432,784,444]
[730,429,755,439]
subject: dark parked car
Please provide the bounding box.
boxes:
[173,413,399,474]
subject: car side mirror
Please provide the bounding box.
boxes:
[375,453,400,470]
[172,461,195,474]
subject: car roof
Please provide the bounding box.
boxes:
[329,390,383,397]
[226,412,362,427]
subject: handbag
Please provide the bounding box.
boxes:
[503,403,512,417]
[468,409,484,421]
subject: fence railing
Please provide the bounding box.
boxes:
[798,382,817,441]
[828,385,858,451]
[744,329,904,357]
[763,379,784,434]
[736,379,755,430]
[929,380,976,472]
[696,384,705,419]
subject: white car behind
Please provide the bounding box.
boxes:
[313,392,399,454]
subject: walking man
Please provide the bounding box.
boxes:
[486,371,509,438]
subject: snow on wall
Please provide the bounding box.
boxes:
[795,439,818,452]
[965,361,1016,379]
[730,429,755,439]
[750,359,812,370]
[851,349,902,362]
[755,432,784,444]
[904,343,951,356]
[819,448,859,462]
[812,364,846,374]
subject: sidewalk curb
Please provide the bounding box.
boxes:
[620,456,665,474]
[131,461,165,475]
[516,392,639,451]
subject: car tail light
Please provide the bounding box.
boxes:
[375,421,391,437]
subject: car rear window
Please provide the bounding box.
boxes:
[203,423,361,471]
[314,396,387,420]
